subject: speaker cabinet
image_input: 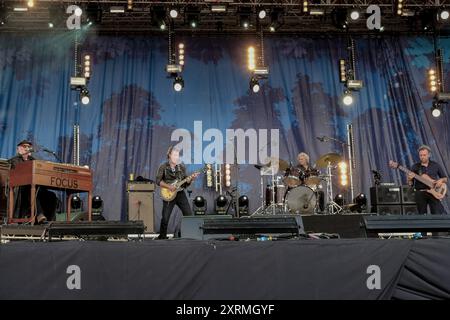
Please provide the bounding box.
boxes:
[376,205,402,216]
[401,185,416,204]
[370,186,401,205]
[127,182,155,233]
[402,205,418,215]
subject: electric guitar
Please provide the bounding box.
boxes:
[389,160,447,201]
[159,166,206,202]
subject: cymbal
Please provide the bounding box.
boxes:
[316,153,342,168]
[261,157,290,172]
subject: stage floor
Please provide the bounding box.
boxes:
[1,238,449,300]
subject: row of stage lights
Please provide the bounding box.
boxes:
[193,195,249,216]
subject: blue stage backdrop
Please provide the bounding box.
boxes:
[1,32,449,232]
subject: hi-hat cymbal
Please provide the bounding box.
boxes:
[316,153,342,168]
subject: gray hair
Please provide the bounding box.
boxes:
[297,152,310,164]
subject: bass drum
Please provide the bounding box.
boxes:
[286,186,317,215]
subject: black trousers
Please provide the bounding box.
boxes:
[159,191,193,238]
[415,190,447,215]
[13,186,57,221]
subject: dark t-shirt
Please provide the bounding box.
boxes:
[7,155,35,169]
[411,160,446,190]
[155,162,190,188]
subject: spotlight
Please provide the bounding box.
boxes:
[238,195,249,215]
[215,195,228,214]
[80,88,90,105]
[85,3,102,24]
[187,11,199,28]
[169,9,179,19]
[396,0,403,16]
[190,20,197,28]
[83,54,91,79]
[160,23,166,30]
[71,195,82,210]
[350,10,360,20]
[27,0,34,8]
[110,6,125,14]
[173,76,184,92]
[269,25,276,32]
[303,0,309,13]
[193,196,207,215]
[440,10,449,20]
[342,90,353,106]
[334,194,344,207]
[74,7,83,17]
[332,8,348,29]
[258,9,267,20]
[250,77,260,93]
[48,22,54,28]
[92,195,103,210]
[348,193,367,213]
[211,5,227,13]
[127,0,133,11]
[432,101,443,118]
[339,59,347,83]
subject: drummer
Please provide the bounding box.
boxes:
[296,152,311,174]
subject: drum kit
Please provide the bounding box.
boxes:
[253,153,344,215]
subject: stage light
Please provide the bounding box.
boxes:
[309,9,325,16]
[80,88,90,105]
[173,76,184,92]
[127,0,133,11]
[432,102,442,118]
[190,20,197,28]
[92,195,103,210]
[339,59,347,83]
[258,9,267,19]
[349,193,367,213]
[224,164,232,187]
[250,77,260,93]
[193,196,207,215]
[334,194,344,207]
[83,54,91,79]
[13,6,28,12]
[110,6,125,14]
[48,22,54,28]
[350,10,360,20]
[338,161,348,186]
[160,23,166,30]
[71,195,82,210]
[187,11,199,28]
[27,0,34,8]
[215,195,228,214]
[206,164,213,188]
[440,10,449,20]
[170,9,179,19]
[269,26,275,32]
[238,195,249,215]
[428,69,438,92]
[396,0,403,16]
[74,7,82,17]
[342,90,353,106]
[178,43,185,66]
[247,46,255,71]
[211,5,227,13]
[303,1,309,13]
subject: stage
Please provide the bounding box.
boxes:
[1,237,449,300]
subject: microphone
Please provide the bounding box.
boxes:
[27,147,35,153]
[316,136,328,142]
[42,148,56,155]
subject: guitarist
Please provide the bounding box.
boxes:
[407,145,447,215]
[155,146,199,239]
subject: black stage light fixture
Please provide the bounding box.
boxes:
[238,195,249,216]
[48,5,66,28]
[151,5,166,30]
[420,9,436,31]
[348,193,367,213]
[92,195,103,210]
[215,195,228,214]
[331,8,348,30]
[193,196,207,215]
[249,77,260,93]
[431,101,443,118]
[173,76,184,92]
[71,195,82,210]
[334,194,344,207]
[80,87,90,105]
[86,3,102,25]
[0,4,8,25]
[92,195,105,220]
[438,9,449,21]
[186,7,200,29]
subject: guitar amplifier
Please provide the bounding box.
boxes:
[127,181,155,233]
[401,185,416,204]
[376,205,402,216]
[370,186,401,205]
[402,205,418,215]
